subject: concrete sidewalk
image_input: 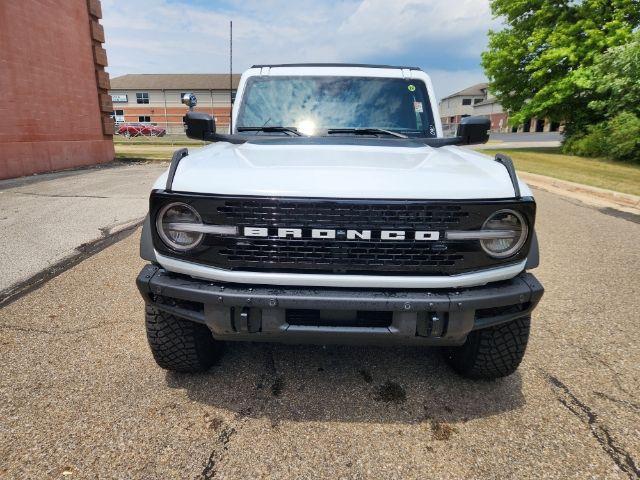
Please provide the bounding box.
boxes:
[520,172,640,216]
[0,161,167,300]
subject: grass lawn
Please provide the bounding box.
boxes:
[114,144,205,162]
[479,148,640,196]
[113,134,204,146]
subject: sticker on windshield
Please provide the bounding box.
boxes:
[414,101,424,113]
[407,84,416,92]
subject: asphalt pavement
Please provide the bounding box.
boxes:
[475,131,562,150]
[489,132,562,143]
[0,161,167,301]
[1,167,639,478]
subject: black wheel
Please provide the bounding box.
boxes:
[145,305,221,373]
[443,316,531,380]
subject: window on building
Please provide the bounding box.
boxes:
[462,98,472,106]
[136,92,149,104]
[138,115,151,123]
[474,98,483,104]
[450,116,455,123]
[110,110,125,124]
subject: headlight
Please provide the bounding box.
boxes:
[156,202,203,251]
[480,209,528,258]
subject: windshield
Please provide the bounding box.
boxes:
[236,76,436,137]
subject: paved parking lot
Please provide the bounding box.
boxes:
[0,171,639,478]
[0,161,167,303]
[475,132,562,150]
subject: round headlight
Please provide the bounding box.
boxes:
[480,209,528,258]
[156,202,203,251]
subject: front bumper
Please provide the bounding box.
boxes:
[136,264,544,346]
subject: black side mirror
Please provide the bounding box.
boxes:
[183,111,216,140]
[456,116,490,145]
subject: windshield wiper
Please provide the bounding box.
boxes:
[326,128,408,139]
[237,126,303,136]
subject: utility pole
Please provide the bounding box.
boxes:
[229,20,233,134]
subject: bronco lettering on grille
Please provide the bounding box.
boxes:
[243,227,440,241]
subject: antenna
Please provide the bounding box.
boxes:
[229,20,233,134]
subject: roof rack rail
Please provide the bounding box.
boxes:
[251,63,422,70]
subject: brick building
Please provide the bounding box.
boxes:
[109,74,241,134]
[0,0,114,180]
[439,83,490,131]
[438,83,561,134]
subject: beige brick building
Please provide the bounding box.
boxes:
[439,83,562,134]
[109,74,241,134]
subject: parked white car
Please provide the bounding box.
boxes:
[137,64,543,379]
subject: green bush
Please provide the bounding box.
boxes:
[563,112,640,163]
[607,113,640,162]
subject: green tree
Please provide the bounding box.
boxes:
[481,0,640,137]
[563,32,640,162]
[585,30,640,118]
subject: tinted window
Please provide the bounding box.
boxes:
[237,76,436,136]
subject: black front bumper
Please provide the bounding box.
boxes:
[136,264,544,346]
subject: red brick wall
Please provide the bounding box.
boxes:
[442,113,511,132]
[0,0,114,180]
[488,112,509,132]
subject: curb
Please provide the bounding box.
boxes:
[519,172,640,216]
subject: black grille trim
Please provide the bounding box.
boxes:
[150,192,536,276]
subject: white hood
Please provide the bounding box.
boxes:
[155,141,531,200]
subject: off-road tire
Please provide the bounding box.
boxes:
[145,305,221,373]
[443,316,531,380]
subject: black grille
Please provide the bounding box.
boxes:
[151,193,536,275]
[220,239,464,269]
[218,200,469,229]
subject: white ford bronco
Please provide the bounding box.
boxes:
[136,64,543,379]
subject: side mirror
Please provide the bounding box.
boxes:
[456,116,490,145]
[183,111,216,140]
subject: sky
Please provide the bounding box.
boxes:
[101,0,500,100]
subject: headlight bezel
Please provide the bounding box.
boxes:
[480,208,529,259]
[156,202,204,252]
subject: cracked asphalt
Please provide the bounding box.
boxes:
[0,161,167,296]
[1,179,639,478]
